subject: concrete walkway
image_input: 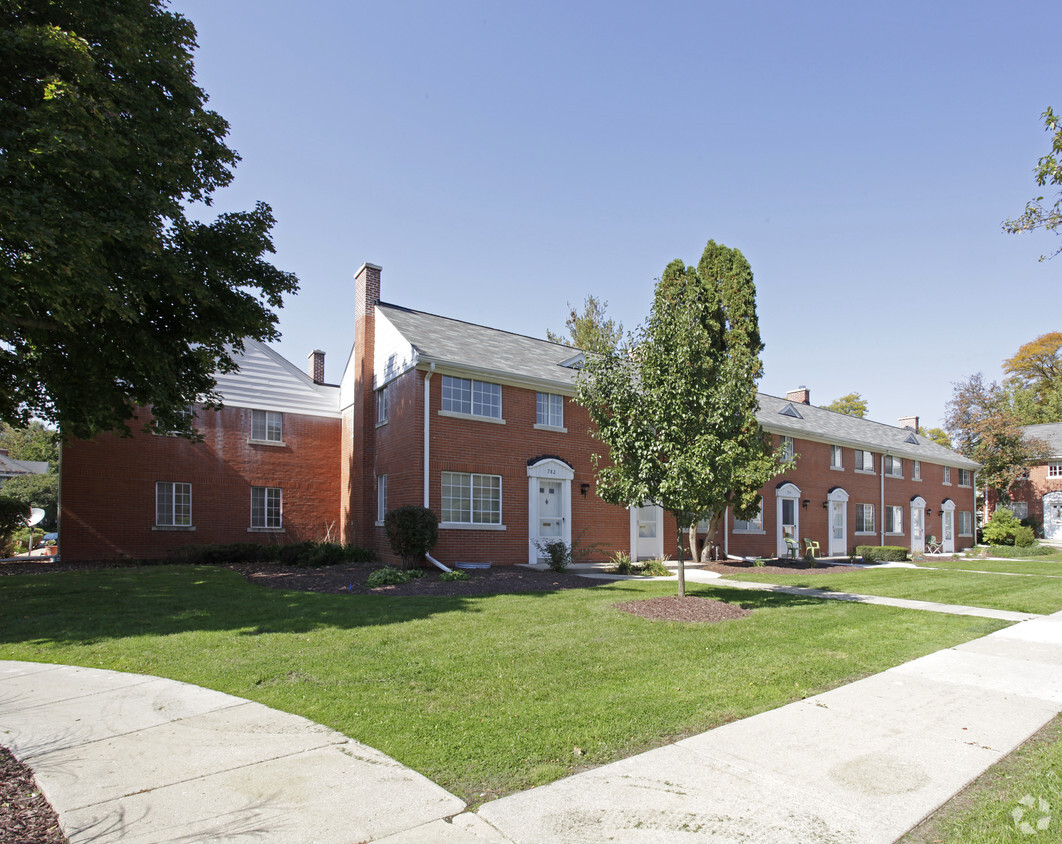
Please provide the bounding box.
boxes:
[3,606,1062,842]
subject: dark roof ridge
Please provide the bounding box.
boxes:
[757,391,925,436]
[377,301,578,351]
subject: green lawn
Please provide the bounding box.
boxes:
[719,563,1062,615]
[922,554,1062,576]
[0,565,1007,803]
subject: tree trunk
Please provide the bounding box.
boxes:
[687,524,700,565]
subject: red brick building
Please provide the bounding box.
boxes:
[59,263,979,562]
[996,423,1062,540]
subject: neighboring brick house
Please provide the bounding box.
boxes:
[59,262,980,562]
[998,423,1062,540]
[60,343,342,560]
[0,450,49,486]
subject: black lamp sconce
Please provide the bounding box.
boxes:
[925,508,933,517]
[822,501,829,509]
[580,483,590,497]
[802,499,810,510]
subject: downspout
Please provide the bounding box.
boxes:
[724,505,729,559]
[423,363,434,508]
[880,451,887,546]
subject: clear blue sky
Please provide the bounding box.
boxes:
[173,0,1058,430]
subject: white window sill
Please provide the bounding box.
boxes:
[830,466,844,471]
[376,420,388,429]
[958,485,972,489]
[153,525,195,531]
[533,423,567,433]
[887,474,903,480]
[247,527,285,533]
[732,529,766,535]
[943,482,952,486]
[854,531,876,536]
[440,522,507,531]
[438,410,505,425]
[375,520,385,527]
[885,532,904,537]
[855,469,875,475]
[247,438,286,447]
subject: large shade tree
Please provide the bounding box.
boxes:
[547,295,625,354]
[578,240,787,596]
[1004,107,1062,260]
[824,392,867,418]
[0,1,298,439]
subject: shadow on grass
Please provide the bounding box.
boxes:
[0,565,835,648]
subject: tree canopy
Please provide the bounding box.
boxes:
[1003,332,1062,397]
[1003,107,1062,260]
[577,240,786,596]
[824,392,867,418]
[547,295,624,354]
[917,426,952,449]
[0,421,58,527]
[0,1,298,439]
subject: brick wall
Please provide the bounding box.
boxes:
[61,406,341,560]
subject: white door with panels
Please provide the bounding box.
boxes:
[526,458,574,564]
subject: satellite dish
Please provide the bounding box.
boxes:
[26,508,45,527]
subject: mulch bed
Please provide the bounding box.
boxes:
[696,557,855,576]
[0,746,66,844]
[614,595,752,623]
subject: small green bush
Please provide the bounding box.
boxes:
[366,566,411,587]
[384,505,439,570]
[610,551,634,574]
[985,543,1055,558]
[439,569,470,582]
[752,557,767,567]
[855,545,908,563]
[639,559,672,577]
[982,507,1023,546]
[1013,525,1036,547]
[534,538,571,572]
[408,567,425,579]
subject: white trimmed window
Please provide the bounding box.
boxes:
[734,499,764,532]
[251,409,283,442]
[830,445,843,469]
[1008,502,1030,519]
[885,505,903,534]
[854,450,874,472]
[377,384,390,425]
[781,436,795,460]
[251,487,282,528]
[536,393,564,428]
[884,455,902,477]
[943,466,952,484]
[441,472,501,525]
[156,482,191,526]
[377,475,387,522]
[1050,463,1062,478]
[441,376,502,419]
[855,503,875,533]
[958,511,973,536]
[913,460,921,481]
[958,469,972,487]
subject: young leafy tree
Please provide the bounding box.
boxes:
[917,426,952,449]
[944,373,1050,513]
[578,240,786,596]
[1003,332,1062,399]
[824,393,868,417]
[0,421,58,464]
[1003,107,1062,260]
[0,1,298,439]
[547,295,624,354]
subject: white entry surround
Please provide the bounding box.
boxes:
[527,458,573,564]
[827,486,849,557]
[910,496,926,555]
[940,498,955,554]
[630,503,664,560]
[776,482,801,557]
[1045,491,1062,541]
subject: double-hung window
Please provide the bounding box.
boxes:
[958,469,972,487]
[251,409,283,443]
[1050,463,1062,478]
[377,384,390,425]
[885,505,903,534]
[781,436,795,461]
[913,460,921,481]
[156,482,192,527]
[733,499,764,532]
[943,466,952,485]
[854,450,874,472]
[958,511,973,536]
[251,487,282,528]
[855,503,875,533]
[536,393,564,428]
[377,475,387,522]
[830,445,843,470]
[441,376,502,420]
[441,472,501,525]
[884,455,902,477]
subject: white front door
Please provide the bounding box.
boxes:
[776,483,801,557]
[942,506,955,554]
[633,504,663,560]
[527,458,574,564]
[1044,492,1062,540]
[538,481,563,540]
[911,507,925,554]
[830,501,846,556]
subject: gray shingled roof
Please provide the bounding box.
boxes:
[378,303,580,388]
[379,302,978,468]
[1024,422,1062,458]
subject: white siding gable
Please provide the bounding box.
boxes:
[214,340,341,418]
[374,309,417,388]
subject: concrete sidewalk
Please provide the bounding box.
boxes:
[3,608,1062,842]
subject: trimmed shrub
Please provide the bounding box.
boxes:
[855,545,908,563]
[439,569,470,582]
[1013,525,1036,548]
[384,506,439,570]
[982,507,1023,546]
[534,538,571,571]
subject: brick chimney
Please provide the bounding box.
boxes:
[786,386,811,405]
[307,350,325,384]
[899,415,919,431]
[345,262,383,546]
